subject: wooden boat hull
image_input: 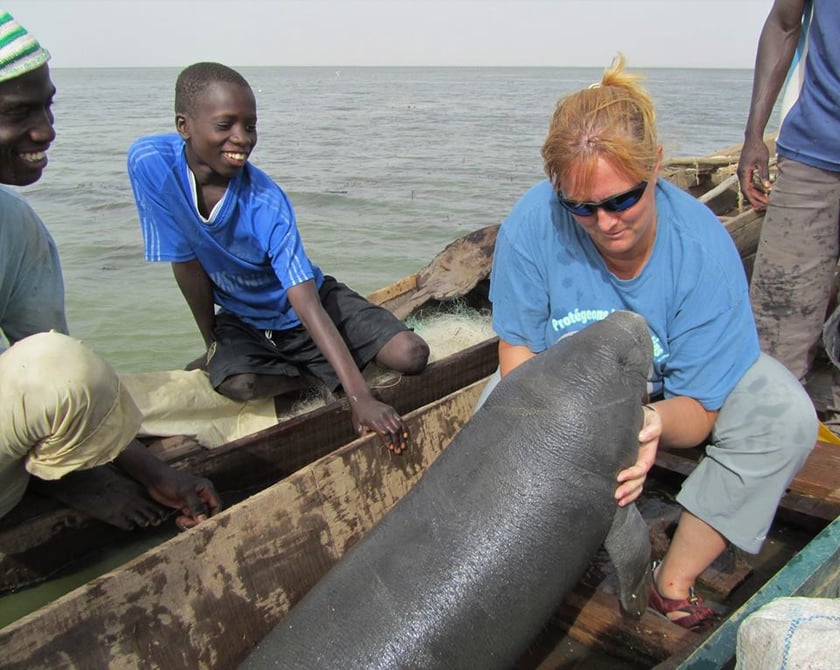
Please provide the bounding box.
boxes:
[0,145,768,595]
[0,381,488,669]
[0,337,498,593]
[9,139,835,668]
[1,378,836,669]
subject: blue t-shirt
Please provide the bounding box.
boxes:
[777,0,840,172]
[490,179,759,410]
[128,134,324,331]
[0,186,67,351]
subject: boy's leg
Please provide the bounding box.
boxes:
[207,314,323,402]
[317,276,429,379]
[216,368,318,403]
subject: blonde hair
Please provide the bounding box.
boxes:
[541,54,659,196]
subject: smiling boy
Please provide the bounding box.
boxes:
[128,63,429,453]
[0,10,220,530]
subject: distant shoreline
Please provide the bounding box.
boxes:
[49,64,755,73]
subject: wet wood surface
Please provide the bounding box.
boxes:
[0,337,498,593]
[3,387,834,669]
[0,382,487,670]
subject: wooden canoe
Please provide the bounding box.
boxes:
[0,140,776,595]
[0,378,836,668]
[3,138,839,666]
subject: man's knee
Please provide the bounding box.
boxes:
[1,332,140,480]
[1,332,118,399]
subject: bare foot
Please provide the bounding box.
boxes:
[184,353,208,371]
[29,464,172,530]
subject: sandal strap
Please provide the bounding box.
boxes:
[649,580,716,631]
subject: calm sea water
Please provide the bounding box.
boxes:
[3,66,775,628]
[17,66,767,373]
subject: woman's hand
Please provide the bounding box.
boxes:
[615,405,662,507]
[351,395,409,455]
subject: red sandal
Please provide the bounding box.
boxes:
[649,565,717,632]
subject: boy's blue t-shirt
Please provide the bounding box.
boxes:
[128,133,324,331]
[490,179,759,410]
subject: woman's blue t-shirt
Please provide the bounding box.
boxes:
[490,178,759,410]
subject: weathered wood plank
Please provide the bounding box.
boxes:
[550,587,702,666]
[698,550,752,597]
[0,381,486,670]
[723,207,764,260]
[791,439,840,503]
[0,337,499,593]
[366,273,418,309]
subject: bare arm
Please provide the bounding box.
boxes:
[287,280,408,453]
[499,337,718,507]
[738,0,807,208]
[114,440,221,528]
[172,259,217,350]
[615,396,718,507]
[498,339,537,376]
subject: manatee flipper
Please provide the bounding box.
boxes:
[604,503,651,618]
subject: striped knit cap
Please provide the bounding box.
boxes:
[0,9,50,83]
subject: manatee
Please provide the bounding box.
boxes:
[241,310,653,670]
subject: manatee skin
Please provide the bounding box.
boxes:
[240,310,653,670]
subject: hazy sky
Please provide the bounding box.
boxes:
[6,0,772,69]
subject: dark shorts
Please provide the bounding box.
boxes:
[206,276,410,391]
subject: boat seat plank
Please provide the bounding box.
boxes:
[545,587,702,666]
[790,439,840,503]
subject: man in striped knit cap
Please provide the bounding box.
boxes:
[0,9,220,530]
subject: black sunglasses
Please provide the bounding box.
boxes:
[557,181,649,217]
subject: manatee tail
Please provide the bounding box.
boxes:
[604,503,651,618]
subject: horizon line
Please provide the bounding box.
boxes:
[49,63,755,71]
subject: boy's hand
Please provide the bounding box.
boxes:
[351,396,410,454]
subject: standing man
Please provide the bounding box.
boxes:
[0,9,220,530]
[738,0,840,433]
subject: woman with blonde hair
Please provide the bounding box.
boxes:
[485,55,816,630]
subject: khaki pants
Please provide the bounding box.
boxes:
[0,332,140,518]
[749,155,840,427]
